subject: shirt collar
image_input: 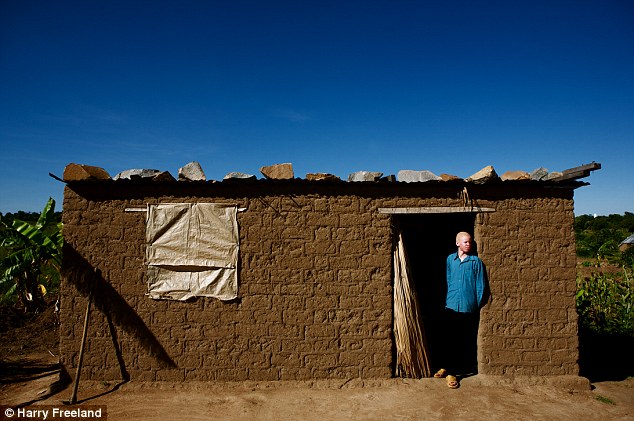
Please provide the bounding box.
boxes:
[453,252,472,261]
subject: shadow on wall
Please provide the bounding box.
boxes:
[578,328,634,382]
[62,245,176,377]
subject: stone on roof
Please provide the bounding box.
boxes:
[501,170,531,181]
[397,170,441,183]
[440,173,461,181]
[467,166,499,184]
[178,161,206,181]
[530,167,549,181]
[260,163,294,180]
[224,172,257,180]
[306,173,341,181]
[152,171,176,181]
[545,171,563,181]
[63,163,111,181]
[348,171,383,182]
[114,169,161,180]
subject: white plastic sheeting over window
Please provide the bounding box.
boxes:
[145,203,239,301]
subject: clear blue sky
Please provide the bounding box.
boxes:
[1,0,632,216]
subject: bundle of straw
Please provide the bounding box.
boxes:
[393,232,432,378]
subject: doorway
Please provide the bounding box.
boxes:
[394,212,477,374]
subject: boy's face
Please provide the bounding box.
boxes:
[457,234,472,254]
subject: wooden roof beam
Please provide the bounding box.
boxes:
[551,162,601,182]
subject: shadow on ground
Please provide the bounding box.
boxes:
[0,354,70,406]
[0,357,60,384]
[579,329,634,382]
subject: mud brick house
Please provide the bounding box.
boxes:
[58,162,600,383]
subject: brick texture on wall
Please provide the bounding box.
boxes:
[476,196,578,376]
[59,181,579,381]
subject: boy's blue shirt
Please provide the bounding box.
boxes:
[445,252,485,313]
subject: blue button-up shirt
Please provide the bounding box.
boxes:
[446,252,485,313]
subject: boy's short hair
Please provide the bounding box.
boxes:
[456,232,471,242]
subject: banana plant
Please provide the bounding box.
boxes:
[0,198,63,312]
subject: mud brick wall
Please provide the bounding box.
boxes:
[59,181,579,381]
[475,194,579,376]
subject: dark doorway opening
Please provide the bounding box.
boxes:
[394,212,477,373]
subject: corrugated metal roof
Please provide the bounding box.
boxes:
[621,233,634,245]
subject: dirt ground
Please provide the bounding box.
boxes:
[1,300,633,420]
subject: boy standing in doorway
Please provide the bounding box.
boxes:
[435,232,485,388]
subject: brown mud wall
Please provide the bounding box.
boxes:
[59,181,577,381]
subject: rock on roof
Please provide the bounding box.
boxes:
[58,162,601,185]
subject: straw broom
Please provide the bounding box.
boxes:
[393,232,432,378]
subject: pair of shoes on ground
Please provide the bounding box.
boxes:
[433,368,459,389]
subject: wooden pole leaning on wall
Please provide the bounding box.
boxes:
[66,268,98,405]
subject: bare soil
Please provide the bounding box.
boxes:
[1,299,633,420]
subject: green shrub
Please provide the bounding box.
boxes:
[0,198,62,312]
[576,267,633,337]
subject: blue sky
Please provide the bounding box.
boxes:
[1,0,632,216]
